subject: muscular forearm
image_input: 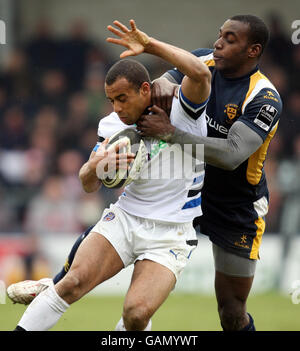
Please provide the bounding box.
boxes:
[146,38,210,83]
[168,121,263,170]
[79,162,102,193]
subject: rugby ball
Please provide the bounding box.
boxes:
[97,128,147,188]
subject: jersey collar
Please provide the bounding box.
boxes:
[218,65,259,81]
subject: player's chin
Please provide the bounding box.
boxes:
[119,117,130,124]
[214,59,226,71]
[119,116,137,125]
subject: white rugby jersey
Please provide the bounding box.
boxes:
[96,89,208,223]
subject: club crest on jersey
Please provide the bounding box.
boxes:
[103,212,115,222]
[224,103,239,124]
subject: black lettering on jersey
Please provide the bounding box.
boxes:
[254,104,278,131]
[98,136,105,143]
[206,115,229,135]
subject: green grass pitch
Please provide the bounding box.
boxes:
[0,292,299,331]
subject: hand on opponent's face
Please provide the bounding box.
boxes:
[151,79,179,117]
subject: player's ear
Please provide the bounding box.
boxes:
[248,43,262,59]
[140,81,151,96]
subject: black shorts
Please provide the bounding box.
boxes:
[193,216,265,260]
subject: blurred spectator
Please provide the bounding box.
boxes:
[0,86,8,115]
[33,106,60,133]
[279,90,300,157]
[28,128,57,159]
[77,126,99,159]
[290,45,300,90]
[0,186,17,232]
[56,149,84,200]
[25,19,60,74]
[84,65,110,121]
[58,91,90,150]
[24,175,83,235]
[60,20,94,91]
[37,69,68,114]
[77,191,105,228]
[278,136,300,235]
[0,49,35,103]
[264,157,283,233]
[261,64,289,100]
[265,12,293,68]
[0,106,27,150]
[23,149,48,187]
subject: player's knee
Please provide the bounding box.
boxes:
[57,272,83,303]
[123,301,152,331]
[218,301,247,331]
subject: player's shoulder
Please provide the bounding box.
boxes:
[167,48,215,83]
[191,48,215,66]
[242,69,282,114]
[191,48,214,58]
[239,70,283,138]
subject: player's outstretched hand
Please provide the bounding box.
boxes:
[107,19,150,58]
[137,105,175,141]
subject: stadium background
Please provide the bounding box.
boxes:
[0,0,299,330]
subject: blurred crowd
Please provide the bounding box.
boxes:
[0,13,299,247]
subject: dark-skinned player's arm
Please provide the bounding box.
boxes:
[137,105,263,170]
[137,86,282,170]
[150,49,210,113]
[106,19,211,110]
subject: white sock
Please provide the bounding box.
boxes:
[18,284,69,331]
[114,317,152,331]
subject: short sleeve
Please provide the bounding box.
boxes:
[238,88,283,141]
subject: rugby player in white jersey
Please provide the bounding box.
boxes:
[12,19,211,331]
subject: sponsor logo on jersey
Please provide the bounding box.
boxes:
[263,90,279,103]
[254,104,278,131]
[103,212,115,222]
[205,115,229,135]
[224,103,240,124]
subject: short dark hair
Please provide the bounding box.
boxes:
[230,15,269,56]
[105,59,151,90]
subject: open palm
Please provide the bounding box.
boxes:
[107,19,150,58]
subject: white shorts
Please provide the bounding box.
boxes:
[92,204,198,280]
